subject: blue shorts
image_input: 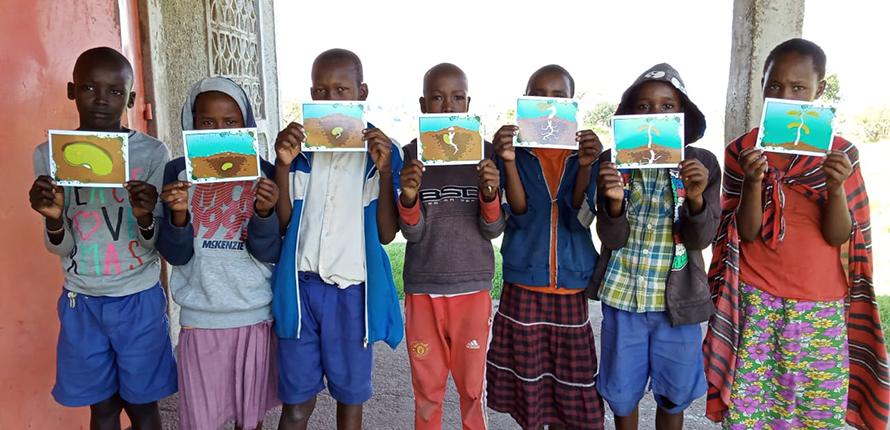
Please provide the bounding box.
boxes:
[277,272,372,405]
[53,284,178,407]
[597,304,706,416]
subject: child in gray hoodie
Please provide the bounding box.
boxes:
[156,77,281,430]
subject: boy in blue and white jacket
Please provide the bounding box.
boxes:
[271,48,403,430]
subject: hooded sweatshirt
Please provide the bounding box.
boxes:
[156,77,281,329]
[589,63,721,326]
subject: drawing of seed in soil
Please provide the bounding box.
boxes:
[183,128,260,183]
[301,101,366,151]
[418,114,484,166]
[612,113,685,168]
[49,131,129,186]
[758,98,836,156]
[515,97,579,148]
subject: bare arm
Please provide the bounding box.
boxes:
[493,125,527,214]
[736,148,768,242]
[365,128,399,244]
[273,123,305,234]
[572,130,602,209]
[820,150,853,246]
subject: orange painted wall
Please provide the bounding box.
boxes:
[0,0,143,428]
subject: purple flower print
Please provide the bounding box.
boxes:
[742,371,760,383]
[763,398,775,410]
[782,323,803,339]
[824,326,843,338]
[794,301,816,312]
[745,305,759,316]
[805,410,834,420]
[762,294,782,309]
[745,385,761,396]
[843,356,850,368]
[756,318,771,330]
[777,373,796,387]
[764,369,775,380]
[742,284,757,294]
[814,398,837,407]
[778,389,796,402]
[811,360,836,371]
[747,343,771,361]
[819,347,839,356]
[784,342,801,353]
[773,352,784,362]
[759,331,772,342]
[729,423,746,430]
[815,307,837,318]
[800,322,816,335]
[820,378,844,390]
[789,417,804,427]
[769,419,791,430]
[753,423,764,430]
[732,396,760,414]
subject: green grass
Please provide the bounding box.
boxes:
[879,295,890,353]
[385,242,502,300]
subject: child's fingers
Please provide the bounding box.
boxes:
[477,159,496,170]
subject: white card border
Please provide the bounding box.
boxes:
[182,127,261,184]
[300,100,368,152]
[755,97,836,157]
[513,96,581,150]
[610,113,686,169]
[48,129,130,188]
[417,113,485,166]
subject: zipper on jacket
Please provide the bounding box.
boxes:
[528,150,576,290]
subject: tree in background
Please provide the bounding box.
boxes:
[822,72,842,105]
[856,104,890,143]
[582,101,617,144]
[282,98,302,126]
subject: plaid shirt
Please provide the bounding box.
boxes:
[599,169,675,312]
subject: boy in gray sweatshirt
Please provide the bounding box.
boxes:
[28,47,176,429]
[397,63,505,430]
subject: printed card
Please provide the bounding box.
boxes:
[611,113,685,169]
[183,128,261,183]
[756,97,836,156]
[301,101,367,152]
[417,114,484,166]
[515,96,580,149]
[48,130,130,187]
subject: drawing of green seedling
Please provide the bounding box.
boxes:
[331,126,344,139]
[786,107,820,146]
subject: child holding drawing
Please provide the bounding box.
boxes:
[156,76,280,430]
[397,62,505,430]
[28,46,176,429]
[591,63,720,430]
[703,38,890,430]
[486,64,605,430]
[271,48,403,430]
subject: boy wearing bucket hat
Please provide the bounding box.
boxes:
[589,64,721,430]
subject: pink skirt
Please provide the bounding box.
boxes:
[177,320,280,430]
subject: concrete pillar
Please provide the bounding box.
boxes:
[724,0,806,143]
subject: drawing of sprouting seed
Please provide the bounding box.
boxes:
[541,106,558,141]
[636,117,662,148]
[331,126,344,139]
[443,126,458,154]
[786,107,820,146]
[645,149,661,164]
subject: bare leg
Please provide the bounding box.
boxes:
[336,402,362,430]
[121,399,162,430]
[614,405,640,430]
[278,396,316,430]
[655,406,684,430]
[90,393,125,430]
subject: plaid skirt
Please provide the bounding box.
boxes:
[486,283,604,429]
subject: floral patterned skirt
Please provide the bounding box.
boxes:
[723,283,849,430]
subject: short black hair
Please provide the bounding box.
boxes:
[423,63,468,90]
[73,47,134,86]
[313,48,364,83]
[763,38,827,80]
[527,64,575,96]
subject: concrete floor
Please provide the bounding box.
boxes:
[157,302,723,430]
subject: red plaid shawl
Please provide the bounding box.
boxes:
[703,129,890,430]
